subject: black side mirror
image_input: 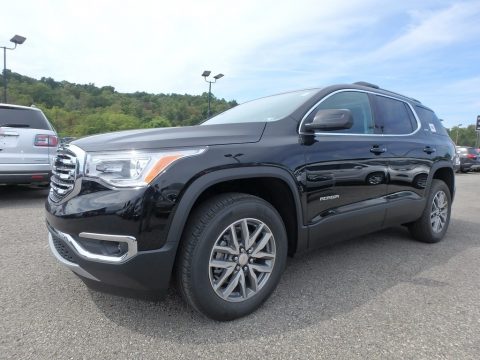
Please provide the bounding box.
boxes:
[304,109,353,132]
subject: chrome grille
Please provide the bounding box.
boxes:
[50,147,77,201]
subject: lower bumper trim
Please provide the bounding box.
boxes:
[48,233,99,281]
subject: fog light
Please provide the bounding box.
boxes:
[77,238,129,257]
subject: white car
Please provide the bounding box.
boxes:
[0,104,57,185]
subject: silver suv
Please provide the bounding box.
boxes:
[0,104,57,185]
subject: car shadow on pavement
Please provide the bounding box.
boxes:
[0,185,49,207]
[89,218,480,344]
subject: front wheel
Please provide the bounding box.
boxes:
[176,193,287,321]
[408,179,452,243]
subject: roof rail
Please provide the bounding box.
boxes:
[353,81,379,89]
[380,88,422,104]
[353,81,422,104]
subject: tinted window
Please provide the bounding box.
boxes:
[202,90,317,125]
[0,107,51,130]
[313,91,375,134]
[414,106,448,136]
[405,105,419,131]
[374,96,414,134]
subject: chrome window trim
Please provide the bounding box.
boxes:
[298,89,422,137]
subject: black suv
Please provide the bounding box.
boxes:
[46,82,455,320]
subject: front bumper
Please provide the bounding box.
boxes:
[47,223,178,298]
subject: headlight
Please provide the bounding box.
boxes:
[84,148,205,188]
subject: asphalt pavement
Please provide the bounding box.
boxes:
[1,174,479,359]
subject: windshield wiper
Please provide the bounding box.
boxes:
[0,123,30,128]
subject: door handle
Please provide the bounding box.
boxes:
[370,145,386,155]
[423,146,436,154]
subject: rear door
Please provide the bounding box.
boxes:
[0,106,56,164]
[371,95,433,227]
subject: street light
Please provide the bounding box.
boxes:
[1,34,26,103]
[455,123,463,145]
[202,70,224,118]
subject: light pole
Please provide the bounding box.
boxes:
[455,123,463,145]
[202,70,224,118]
[1,34,26,103]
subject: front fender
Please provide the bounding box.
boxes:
[164,166,307,252]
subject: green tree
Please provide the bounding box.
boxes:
[447,125,478,147]
[143,116,172,128]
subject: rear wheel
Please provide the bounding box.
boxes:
[409,179,451,243]
[176,193,287,321]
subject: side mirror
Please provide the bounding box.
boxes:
[304,109,353,132]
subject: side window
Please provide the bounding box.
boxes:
[374,96,414,135]
[414,106,448,136]
[405,105,419,131]
[313,91,375,134]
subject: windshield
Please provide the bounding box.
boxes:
[202,89,318,125]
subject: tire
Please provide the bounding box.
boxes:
[176,192,287,321]
[408,179,452,243]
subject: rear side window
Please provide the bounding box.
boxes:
[414,106,448,136]
[313,91,375,134]
[0,107,52,130]
[373,96,414,135]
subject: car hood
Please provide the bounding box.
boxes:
[72,122,266,152]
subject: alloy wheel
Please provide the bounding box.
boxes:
[208,218,276,302]
[430,190,448,233]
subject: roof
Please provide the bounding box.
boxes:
[0,103,40,111]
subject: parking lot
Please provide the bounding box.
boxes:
[1,173,479,359]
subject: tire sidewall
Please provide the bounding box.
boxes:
[188,197,287,320]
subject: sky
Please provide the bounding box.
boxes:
[1,0,479,128]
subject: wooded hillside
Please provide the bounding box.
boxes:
[2,71,237,136]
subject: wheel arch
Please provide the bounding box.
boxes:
[429,163,455,200]
[165,166,307,256]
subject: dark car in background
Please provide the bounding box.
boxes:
[456,146,478,172]
[46,82,456,320]
[0,104,57,185]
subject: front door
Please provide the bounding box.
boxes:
[299,90,388,247]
